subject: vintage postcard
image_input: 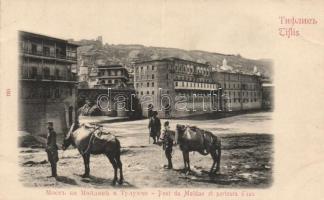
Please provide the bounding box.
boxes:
[0,0,323,200]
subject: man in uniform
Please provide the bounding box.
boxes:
[46,122,59,177]
[148,111,161,144]
[159,121,174,169]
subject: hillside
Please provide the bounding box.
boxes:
[70,39,273,78]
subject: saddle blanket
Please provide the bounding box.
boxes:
[93,129,115,141]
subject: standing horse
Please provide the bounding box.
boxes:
[62,123,124,185]
[176,124,221,176]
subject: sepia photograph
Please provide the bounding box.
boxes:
[1,0,324,200]
[17,29,274,188]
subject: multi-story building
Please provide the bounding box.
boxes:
[134,57,219,118]
[211,59,262,111]
[19,31,78,136]
[95,64,130,88]
[134,57,263,118]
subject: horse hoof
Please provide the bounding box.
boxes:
[82,174,89,178]
[112,180,117,186]
[118,179,124,185]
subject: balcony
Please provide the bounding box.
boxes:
[174,81,217,91]
[21,49,77,62]
[20,73,77,82]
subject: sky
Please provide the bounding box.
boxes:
[2,0,323,59]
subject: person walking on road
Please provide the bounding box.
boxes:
[46,122,59,177]
[148,111,161,144]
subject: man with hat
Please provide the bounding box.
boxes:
[46,122,59,177]
[148,111,161,144]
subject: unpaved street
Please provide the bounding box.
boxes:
[19,111,273,188]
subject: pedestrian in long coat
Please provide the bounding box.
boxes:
[148,111,161,144]
[46,122,59,177]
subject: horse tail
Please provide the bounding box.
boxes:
[216,138,221,165]
[115,138,121,154]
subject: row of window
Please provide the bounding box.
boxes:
[224,91,260,98]
[21,66,73,81]
[135,74,155,81]
[21,86,73,99]
[221,82,260,90]
[98,69,124,77]
[136,65,156,72]
[224,98,259,103]
[174,76,214,83]
[136,82,155,88]
[174,81,217,89]
[135,63,210,76]
[136,90,155,96]
[99,79,120,84]
[216,73,258,82]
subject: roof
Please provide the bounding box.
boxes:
[97,64,125,69]
[19,30,79,47]
[135,57,209,66]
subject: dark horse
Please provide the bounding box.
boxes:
[62,123,124,185]
[176,124,221,176]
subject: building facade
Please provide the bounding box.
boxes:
[134,57,219,118]
[95,65,130,88]
[134,57,263,118]
[19,31,78,136]
[211,59,263,111]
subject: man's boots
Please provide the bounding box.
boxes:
[51,163,57,177]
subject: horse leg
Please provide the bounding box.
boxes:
[82,154,90,178]
[215,144,221,173]
[184,151,191,174]
[115,153,124,185]
[209,153,216,176]
[107,154,118,185]
[182,151,187,172]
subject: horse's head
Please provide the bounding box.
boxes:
[176,124,187,144]
[62,122,79,150]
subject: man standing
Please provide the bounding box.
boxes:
[148,111,161,144]
[46,122,59,177]
[159,121,174,169]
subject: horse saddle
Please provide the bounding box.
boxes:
[93,129,115,142]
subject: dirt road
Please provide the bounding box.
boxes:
[19,112,273,188]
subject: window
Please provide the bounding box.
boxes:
[43,67,50,79]
[55,69,60,79]
[147,82,149,87]
[152,91,154,95]
[151,82,154,87]
[141,91,143,95]
[44,46,50,56]
[136,83,139,88]
[152,74,154,79]
[152,66,155,70]
[54,87,60,98]
[147,91,149,95]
